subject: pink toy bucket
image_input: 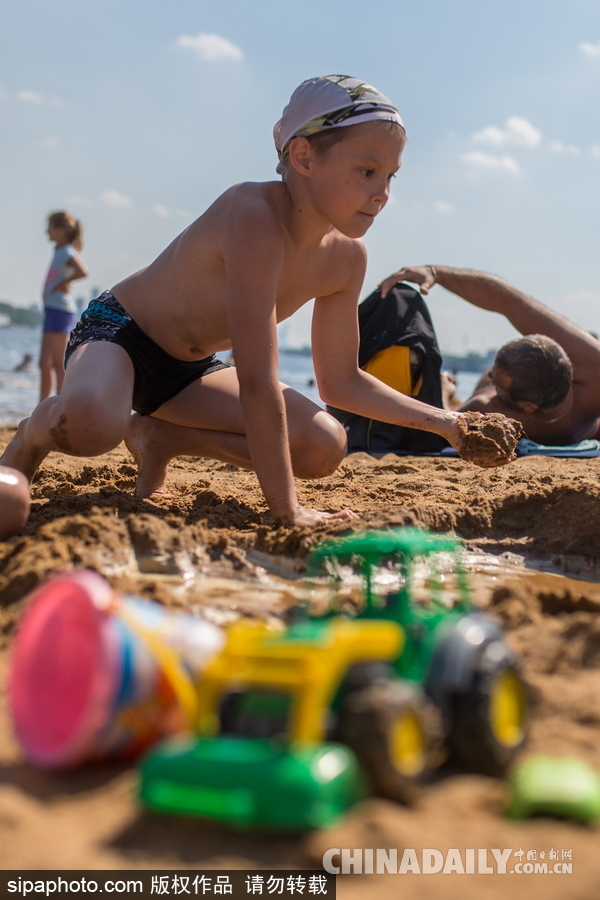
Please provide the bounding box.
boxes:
[9,570,224,769]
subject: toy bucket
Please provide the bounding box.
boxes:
[9,570,225,769]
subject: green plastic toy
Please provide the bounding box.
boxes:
[139,527,528,830]
[508,756,600,823]
[305,527,528,778]
[141,735,367,830]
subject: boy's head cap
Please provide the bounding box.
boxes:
[273,74,404,174]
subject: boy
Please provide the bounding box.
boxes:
[1,76,518,527]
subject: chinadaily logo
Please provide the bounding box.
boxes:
[323,847,573,875]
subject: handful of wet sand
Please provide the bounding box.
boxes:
[455,411,523,467]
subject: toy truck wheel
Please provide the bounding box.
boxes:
[337,680,443,802]
[448,649,527,777]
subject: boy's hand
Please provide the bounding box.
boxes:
[379,266,437,298]
[280,506,359,527]
[445,411,523,468]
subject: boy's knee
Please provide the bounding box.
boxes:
[293,413,347,479]
[51,396,129,456]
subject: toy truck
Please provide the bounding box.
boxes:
[305,527,527,779]
[139,527,527,829]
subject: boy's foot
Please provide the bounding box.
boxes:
[125,414,172,498]
[0,418,47,483]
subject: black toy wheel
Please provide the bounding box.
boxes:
[447,644,527,777]
[337,679,443,802]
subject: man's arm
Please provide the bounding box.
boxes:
[380,265,600,384]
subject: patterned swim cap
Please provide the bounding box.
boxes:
[273,74,404,175]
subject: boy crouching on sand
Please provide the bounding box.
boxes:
[1,75,519,527]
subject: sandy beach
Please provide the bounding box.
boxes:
[1,425,599,899]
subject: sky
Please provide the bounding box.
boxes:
[0,0,598,354]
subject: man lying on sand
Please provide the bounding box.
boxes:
[380,265,600,445]
[1,78,521,530]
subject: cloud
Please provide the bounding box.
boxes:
[472,116,542,148]
[434,200,455,214]
[152,204,193,219]
[592,145,600,158]
[460,151,521,175]
[15,89,60,105]
[565,288,600,304]
[66,195,94,207]
[39,137,58,149]
[16,89,44,103]
[100,189,133,208]
[547,140,581,156]
[175,32,243,62]
[580,41,600,58]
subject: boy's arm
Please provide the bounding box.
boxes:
[312,256,510,464]
[222,200,354,526]
[380,265,600,384]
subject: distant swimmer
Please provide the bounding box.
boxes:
[380,265,600,445]
[14,353,33,373]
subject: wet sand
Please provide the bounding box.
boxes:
[1,426,599,898]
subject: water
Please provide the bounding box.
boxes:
[0,326,479,426]
[0,327,40,426]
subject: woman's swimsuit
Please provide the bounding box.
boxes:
[65,291,229,416]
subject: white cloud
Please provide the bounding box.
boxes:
[460,151,521,175]
[17,89,44,103]
[472,116,542,148]
[591,144,600,158]
[152,204,192,219]
[434,200,455,214]
[66,195,94,207]
[580,41,600,58]
[101,189,133,208]
[547,140,581,156]
[39,137,58,148]
[565,288,600,304]
[175,32,243,62]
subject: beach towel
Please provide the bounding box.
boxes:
[438,438,600,459]
[515,438,600,457]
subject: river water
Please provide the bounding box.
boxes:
[0,326,478,427]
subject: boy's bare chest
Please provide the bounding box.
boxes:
[274,254,344,315]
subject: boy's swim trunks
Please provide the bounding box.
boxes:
[65,291,229,415]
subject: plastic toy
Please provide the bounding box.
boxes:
[508,756,600,823]
[10,570,224,768]
[141,617,403,828]
[305,528,527,778]
[139,527,527,829]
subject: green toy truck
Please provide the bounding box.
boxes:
[305,527,527,779]
[139,527,527,829]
